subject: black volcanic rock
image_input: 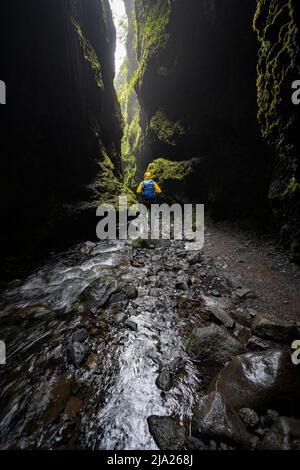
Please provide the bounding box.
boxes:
[0,0,123,265]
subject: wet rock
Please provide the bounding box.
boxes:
[209,349,300,415]
[175,275,190,290]
[64,396,83,418]
[72,328,88,343]
[251,313,300,344]
[148,416,185,450]
[236,328,252,345]
[187,251,202,265]
[191,392,252,448]
[204,296,235,328]
[239,408,260,430]
[67,342,88,367]
[232,288,256,301]
[246,335,277,351]
[185,436,207,450]
[260,409,279,428]
[124,318,138,331]
[231,307,257,327]
[156,368,173,392]
[114,312,126,324]
[73,277,119,312]
[168,357,185,375]
[260,417,300,450]
[219,442,230,450]
[80,241,96,256]
[122,284,138,300]
[108,290,128,305]
[186,324,246,365]
[209,439,218,450]
[210,290,221,297]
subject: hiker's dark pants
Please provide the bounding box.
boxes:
[142,198,156,210]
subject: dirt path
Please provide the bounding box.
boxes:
[204,220,300,321]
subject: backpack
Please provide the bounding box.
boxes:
[142,179,156,200]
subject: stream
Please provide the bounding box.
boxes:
[1,223,300,450]
[0,238,202,450]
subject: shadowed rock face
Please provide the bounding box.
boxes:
[134,0,270,217]
[254,0,300,261]
[0,0,123,263]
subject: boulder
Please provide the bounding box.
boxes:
[238,408,260,430]
[231,307,257,328]
[232,288,256,301]
[185,436,207,450]
[260,409,279,428]
[186,324,246,365]
[251,313,300,344]
[168,357,185,375]
[204,296,235,328]
[72,328,88,343]
[260,417,300,450]
[72,277,119,312]
[191,392,252,448]
[124,318,138,331]
[67,342,88,367]
[122,284,138,300]
[148,416,185,450]
[246,335,278,351]
[156,368,173,392]
[209,349,300,415]
[175,275,190,290]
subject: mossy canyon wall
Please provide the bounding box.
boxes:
[254,0,300,260]
[0,0,124,264]
[127,0,300,259]
[133,0,270,214]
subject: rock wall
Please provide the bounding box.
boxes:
[254,0,300,261]
[0,0,123,264]
[134,0,270,217]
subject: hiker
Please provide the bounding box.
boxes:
[137,172,161,207]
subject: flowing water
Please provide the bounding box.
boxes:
[0,239,201,450]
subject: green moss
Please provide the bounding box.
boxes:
[291,239,300,254]
[71,17,104,90]
[149,109,185,146]
[280,223,290,233]
[282,177,300,196]
[147,157,192,187]
[253,1,299,147]
[117,54,141,190]
[87,153,137,208]
[135,0,171,89]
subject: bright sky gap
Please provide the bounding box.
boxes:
[109,0,127,74]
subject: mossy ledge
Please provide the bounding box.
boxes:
[149,109,186,147]
[147,157,192,188]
